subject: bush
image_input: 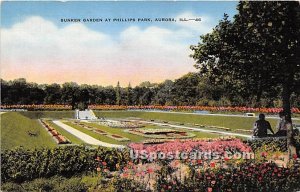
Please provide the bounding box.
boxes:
[112,177,150,192]
[1,146,130,183]
[245,138,288,152]
[1,176,88,192]
[1,182,26,192]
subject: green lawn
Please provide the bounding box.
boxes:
[63,121,123,145]
[176,128,219,138]
[1,112,57,150]
[84,122,146,143]
[17,110,300,130]
[64,121,219,144]
[5,110,297,149]
[94,111,298,130]
[45,120,85,145]
[19,111,74,119]
[87,122,219,139]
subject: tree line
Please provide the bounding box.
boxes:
[1,74,298,110]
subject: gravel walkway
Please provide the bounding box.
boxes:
[53,120,125,148]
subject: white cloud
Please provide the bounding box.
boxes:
[1,15,213,86]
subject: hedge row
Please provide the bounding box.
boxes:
[1,146,130,183]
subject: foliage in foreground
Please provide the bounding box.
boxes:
[1,175,149,192]
[2,161,300,192]
[245,138,288,152]
[1,146,130,183]
[155,161,300,192]
[2,139,300,192]
[1,176,89,192]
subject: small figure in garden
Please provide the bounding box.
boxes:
[275,111,288,136]
[253,113,274,137]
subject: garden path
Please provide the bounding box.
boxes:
[53,120,125,148]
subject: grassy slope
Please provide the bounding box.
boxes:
[1,112,56,150]
[46,120,85,145]
[94,111,284,130]
[19,111,74,119]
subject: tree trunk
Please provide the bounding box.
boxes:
[282,82,292,122]
[282,82,296,161]
[254,78,262,108]
[255,90,262,108]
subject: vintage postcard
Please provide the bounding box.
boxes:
[1,1,300,191]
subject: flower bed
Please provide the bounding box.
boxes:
[0,104,72,110]
[92,130,130,141]
[56,135,67,143]
[154,161,300,192]
[1,104,299,114]
[2,145,300,191]
[71,121,130,142]
[129,138,252,158]
[88,105,300,114]
[50,130,58,136]
[40,119,69,144]
[142,139,175,144]
[245,138,288,152]
[99,120,145,128]
[126,128,195,139]
[136,128,183,134]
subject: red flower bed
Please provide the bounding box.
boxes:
[94,129,105,134]
[1,104,299,114]
[0,104,72,110]
[88,105,300,114]
[56,135,67,144]
[41,119,69,144]
[111,134,123,138]
[50,130,58,136]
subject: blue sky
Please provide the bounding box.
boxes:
[1,1,238,86]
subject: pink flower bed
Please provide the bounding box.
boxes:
[129,138,252,155]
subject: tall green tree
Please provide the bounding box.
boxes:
[115,81,121,106]
[44,83,61,104]
[171,73,200,105]
[126,83,133,106]
[154,80,174,105]
[191,1,300,119]
[61,82,80,109]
